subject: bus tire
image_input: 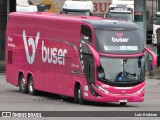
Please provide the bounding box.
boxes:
[28,76,36,95]
[74,85,79,103]
[78,86,84,104]
[74,85,84,104]
[120,102,127,106]
[19,74,28,93]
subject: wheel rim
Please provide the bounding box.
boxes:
[29,80,33,92]
[21,78,25,90]
[78,89,80,99]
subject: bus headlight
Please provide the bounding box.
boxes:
[95,85,110,94]
[135,87,145,94]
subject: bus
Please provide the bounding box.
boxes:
[6,12,157,105]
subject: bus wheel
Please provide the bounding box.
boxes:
[78,86,84,104]
[19,75,28,93]
[120,102,127,106]
[74,85,84,104]
[28,76,36,95]
[74,85,79,103]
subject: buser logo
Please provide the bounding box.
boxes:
[42,41,67,65]
[23,30,40,64]
[23,30,67,65]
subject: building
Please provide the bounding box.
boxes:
[0,0,16,71]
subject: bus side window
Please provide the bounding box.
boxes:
[81,25,92,43]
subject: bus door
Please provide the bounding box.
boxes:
[80,25,95,85]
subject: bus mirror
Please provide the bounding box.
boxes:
[85,43,100,67]
[97,66,105,79]
[145,47,157,66]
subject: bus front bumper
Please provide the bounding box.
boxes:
[83,83,145,103]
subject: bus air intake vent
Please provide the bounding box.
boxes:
[8,50,13,64]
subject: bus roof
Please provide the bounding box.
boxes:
[9,12,102,21]
[9,12,138,30]
[84,19,139,30]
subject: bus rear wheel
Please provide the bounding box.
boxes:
[28,76,37,95]
[19,75,28,93]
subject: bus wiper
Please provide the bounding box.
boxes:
[115,71,136,82]
[98,78,110,83]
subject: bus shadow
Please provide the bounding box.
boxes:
[83,101,140,107]
[11,89,140,107]
[37,91,139,107]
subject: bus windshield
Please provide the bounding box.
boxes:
[95,29,144,54]
[97,56,145,86]
[108,12,133,21]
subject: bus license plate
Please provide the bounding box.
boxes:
[119,100,127,103]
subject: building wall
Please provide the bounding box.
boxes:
[0,0,16,71]
[0,0,7,61]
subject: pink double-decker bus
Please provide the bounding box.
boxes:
[6,12,157,105]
